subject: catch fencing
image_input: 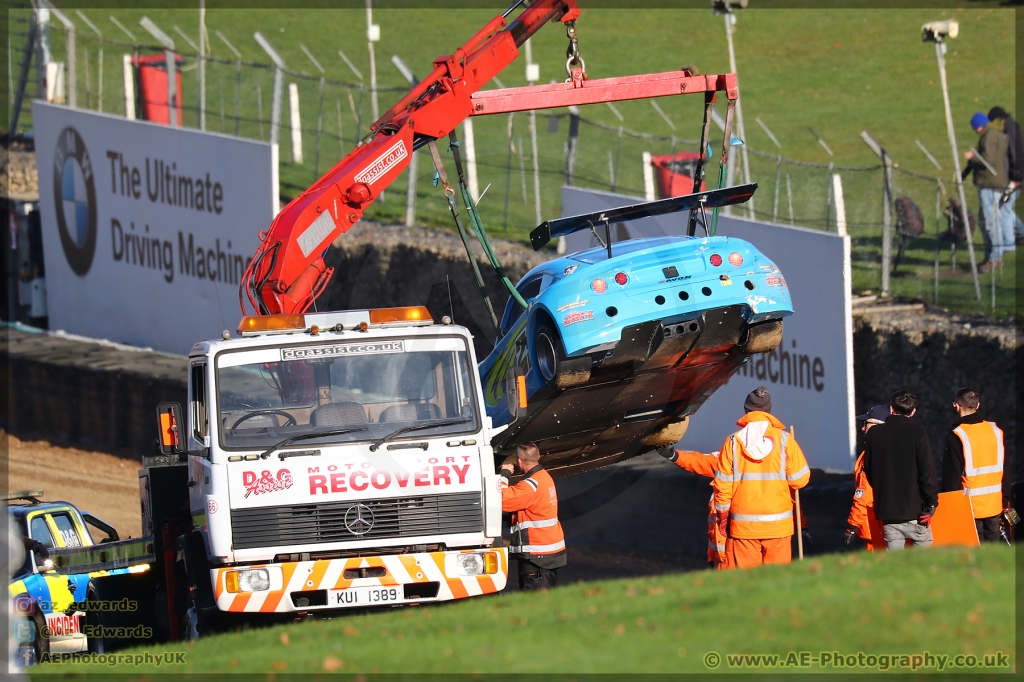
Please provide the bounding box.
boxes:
[6,8,1015,315]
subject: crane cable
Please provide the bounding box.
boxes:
[426,140,501,330]
[446,130,529,312]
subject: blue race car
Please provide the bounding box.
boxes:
[479,184,792,476]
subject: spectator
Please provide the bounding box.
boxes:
[987,106,1024,244]
[963,112,1009,269]
[863,391,939,551]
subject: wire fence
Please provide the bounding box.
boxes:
[5,10,1017,316]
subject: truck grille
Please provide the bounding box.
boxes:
[230,492,483,550]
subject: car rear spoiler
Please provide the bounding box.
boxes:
[529,182,757,251]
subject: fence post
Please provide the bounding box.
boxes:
[772,155,782,223]
[314,77,324,177]
[825,163,834,232]
[10,14,38,134]
[786,173,794,225]
[288,83,303,164]
[47,4,76,107]
[197,2,206,129]
[256,84,263,140]
[642,151,655,201]
[366,0,379,122]
[564,106,580,186]
[503,113,513,230]
[342,96,350,155]
[832,173,847,236]
[861,131,894,297]
[166,49,177,126]
[121,54,135,120]
[254,32,285,146]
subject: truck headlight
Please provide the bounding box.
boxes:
[225,569,270,593]
[455,552,499,577]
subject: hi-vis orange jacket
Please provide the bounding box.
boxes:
[713,412,811,540]
[668,450,729,566]
[847,451,881,545]
[500,464,566,566]
[954,421,1005,519]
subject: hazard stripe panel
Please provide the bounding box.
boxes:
[210,548,508,613]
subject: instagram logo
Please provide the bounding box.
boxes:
[12,594,35,616]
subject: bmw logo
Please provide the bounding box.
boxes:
[52,127,97,276]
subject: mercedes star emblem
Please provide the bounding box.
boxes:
[344,503,375,535]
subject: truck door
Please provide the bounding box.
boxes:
[188,361,212,529]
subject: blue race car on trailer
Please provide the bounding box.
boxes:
[480,184,793,476]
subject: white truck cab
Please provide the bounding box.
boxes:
[158,307,508,625]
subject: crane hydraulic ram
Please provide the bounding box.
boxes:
[241,0,739,316]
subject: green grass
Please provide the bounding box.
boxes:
[38,544,1015,676]
[6,6,1019,315]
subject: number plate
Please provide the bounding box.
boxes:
[329,586,403,607]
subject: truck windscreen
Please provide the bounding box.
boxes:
[216,338,478,449]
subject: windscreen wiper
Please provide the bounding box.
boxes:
[369,419,471,452]
[259,427,368,460]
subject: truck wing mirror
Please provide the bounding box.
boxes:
[156,402,185,455]
[505,368,528,423]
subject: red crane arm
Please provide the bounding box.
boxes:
[241,0,580,315]
[240,1,737,317]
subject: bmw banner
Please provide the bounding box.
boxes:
[32,102,277,355]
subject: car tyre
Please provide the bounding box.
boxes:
[535,319,592,389]
[85,583,107,654]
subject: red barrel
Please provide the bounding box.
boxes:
[650,151,705,199]
[132,54,184,126]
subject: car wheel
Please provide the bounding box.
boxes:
[535,319,592,389]
[32,605,50,660]
[85,584,107,654]
[535,319,563,385]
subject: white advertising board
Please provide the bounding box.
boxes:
[33,102,276,355]
[562,186,855,472]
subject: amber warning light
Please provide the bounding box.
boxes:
[368,306,433,325]
[237,314,306,336]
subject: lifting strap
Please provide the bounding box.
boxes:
[426,140,501,330]
[447,130,529,312]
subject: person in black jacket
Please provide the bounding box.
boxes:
[988,106,1024,243]
[863,391,939,551]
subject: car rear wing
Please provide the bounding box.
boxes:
[529,182,757,251]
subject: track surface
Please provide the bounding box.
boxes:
[4,433,142,537]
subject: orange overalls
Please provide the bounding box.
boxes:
[713,411,811,568]
[847,451,884,550]
[668,450,732,569]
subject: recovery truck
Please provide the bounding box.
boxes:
[24,0,765,646]
[21,306,512,649]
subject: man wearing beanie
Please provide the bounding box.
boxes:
[963,111,1010,269]
[712,386,811,568]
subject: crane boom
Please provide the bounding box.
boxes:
[240,0,738,316]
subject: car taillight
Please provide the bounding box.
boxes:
[591,278,607,294]
[614,272,628,286]
[709,253,723,267]
[728,252,743,266]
